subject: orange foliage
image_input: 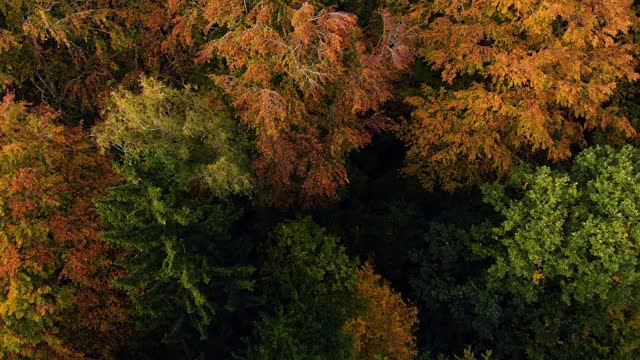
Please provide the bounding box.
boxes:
[345,262,418,360]
[404,0,639,190]
[181,0,415,204]
[0,94,129,358]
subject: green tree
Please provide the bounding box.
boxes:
[480,145,640,359]
[246,217,361,359]
[411,145,640,359]
[94,78,255,355]
[409,222,498,356]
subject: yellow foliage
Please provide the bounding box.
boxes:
[345,262,418,360]
[532,270,545,285]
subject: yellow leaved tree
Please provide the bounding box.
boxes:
[345,262,418,360]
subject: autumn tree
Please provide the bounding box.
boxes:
[0,0,147,117]
[94,78,255,355]
[162,0,415,203]
[0,94,128,358]
[404,0,639,190]
[345,262,418,360]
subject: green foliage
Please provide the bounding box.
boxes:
[98,150,256,353]
[411,145,640,359]
[480,145,640,359]
[262,217,358,297]
[409,222,499,353]
[451,347,493,360]
[483,146,640,305]
[95,76,254,198]
[246,217,360,359]
[425,346,493,360]
[95,78,256,354]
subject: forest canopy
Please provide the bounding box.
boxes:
[1,0,640,359]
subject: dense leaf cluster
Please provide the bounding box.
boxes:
[1,0,640,359]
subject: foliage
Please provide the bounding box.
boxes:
[423,346,493,360]
[0,0,142,115]
[411,145,640,359]
[479,145,640,359]
[94,80,255,355]
[171,0,415,203]
[404,0,639,190]
[94,76,254,197]
[246,217,360,359]
[345,262,419,360]
[0,94,129,358]
[1,0,640,358]
[409,222,498,355]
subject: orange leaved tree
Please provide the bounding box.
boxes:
[345,262,418,360]
[168,0,415,204]
[404,0,639,189]
[0,94,128,358]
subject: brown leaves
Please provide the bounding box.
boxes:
[0,0,146,112]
